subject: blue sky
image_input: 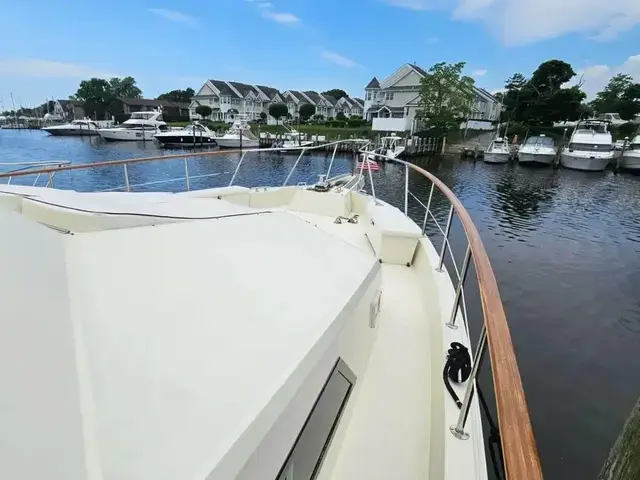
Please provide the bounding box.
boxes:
[1,0,639,108]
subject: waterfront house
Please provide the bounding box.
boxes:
[334,96,365,118]
[55,100,86,120]
[117,98,189,118]
[363,63,502,131]
[189,80,285,124]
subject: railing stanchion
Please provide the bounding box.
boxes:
[446,245,472,330]
[184,158,190,191]
[450,325,487,440]
[228,151,248,186]
[326,143,338,178]
[367,156,377,200]
[404,164,409,215]
[437,205,454,272]
[422,183,435,233]
[47,172,54,188]
[283,149,306,187]
[123,164,130,192]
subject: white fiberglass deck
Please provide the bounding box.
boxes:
[0,182,488,480]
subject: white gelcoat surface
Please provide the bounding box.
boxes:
[64,211,378,480]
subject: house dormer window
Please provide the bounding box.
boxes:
[366,92,372,100]
[386,92,394,101]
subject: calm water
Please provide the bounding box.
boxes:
[3,129,640,479]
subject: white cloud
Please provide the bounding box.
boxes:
[149,8,196,24]
[426,36,440,44]
[453,0,640,45]
[0,59,117,78]
[257,2,273,7]
[472,69,488,77]
[573,54,640,98]
[262,11,301,24]
[383,0,432,9]
[320,50,360,68]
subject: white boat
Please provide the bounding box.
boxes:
[484,137,511,164]
[619,129,640,171]
[560,120,615,171]
[363,134,406,161]
[518,134,557,165]
[0,143,542,480]
[41,118,100,136]
[154,122,217,147]
[215,116,259,148]
[97,110,168,142]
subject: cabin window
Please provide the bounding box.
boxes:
[569,143,612,152]
[276,359,356,480]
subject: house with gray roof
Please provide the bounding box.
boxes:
[363,63,502,131]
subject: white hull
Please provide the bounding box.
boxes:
[560,151,613,171]
[518,152,555,165]
[484,152,510,164]
[619,151,640,170]
[97,128,158,142]
[216,137,259,148]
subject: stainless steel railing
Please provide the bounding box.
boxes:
[359,148,541,478]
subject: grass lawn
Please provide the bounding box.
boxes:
[253,124,372,139]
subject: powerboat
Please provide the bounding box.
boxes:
[484,137,511,163]
[518,134,557,166]
[154,122,217,147]
[97,110,168,142]
[619,128,640,171]
[215,117,259,148]
[362,134,406,161]
[41,119,100,136]
[560,120,615,171]
[0,142,542,480]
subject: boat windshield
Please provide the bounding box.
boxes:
[569,142,612,151]
[577,122,608,134]
[130,112,157,120]
[185,124,207,133]
[525,136,554,147]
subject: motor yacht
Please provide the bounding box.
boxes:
[154,122,217,147]
[215,116,259,148]
[560,120,615,171]
[0,143,542,480]
[41,119,100,136]
[97,110,168,142]
[619,127,640,171]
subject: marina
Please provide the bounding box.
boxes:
[1,128,640,478]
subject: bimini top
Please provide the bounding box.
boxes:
[0,207,379,480]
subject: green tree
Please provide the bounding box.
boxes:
[299,103,316,120]
[322,89,347,101]
[268,102,288,125]
[417,61,475,133]
[501,61,587,125]
[74,78,112,119]
[195,105,213,119]
[157,88,195,103]
[591,74,640,120]
[109,76,142,99]
[336,111,346,120]
[259,111,267,121]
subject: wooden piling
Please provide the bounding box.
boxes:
[599,395,640,480]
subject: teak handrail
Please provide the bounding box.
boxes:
[395,158,543,480]
[0,150,543,479]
